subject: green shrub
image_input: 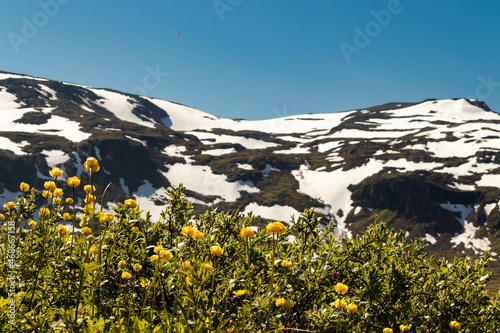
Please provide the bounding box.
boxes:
[0,158,499,332]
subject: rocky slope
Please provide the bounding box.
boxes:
[1,70,500,287]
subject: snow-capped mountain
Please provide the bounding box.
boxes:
[1,70,500,267]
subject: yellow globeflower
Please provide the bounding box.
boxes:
[49,167,63,178]
[84,185,96,193]
[334,282,348,295]
[44,181,57,191]
[118,260,127,268]
[232,290,246,296]
[81,227,92,236]
[203,262,213,272]
[83,205,94,214]
[84,194,96,204]
[153,245,164,254]
[266,221,286,235]
[181,226,195,237]
[240,227,254,238]
[140,279,148,287]
[121,271,132,279]
[28,220,37,229]
[399,325,411,332]
[159,249,173,261]
[150,255,159,263]
[132,226,139,233]
[99,213,113,224]
[66,198,74,205]
[281,260,292,268]
[20,182,30,192]
[382,329,393,333]
[182,261,192,270]
[132,264,142,272]
[334,299,347,309]
[42,190,53,198]
[89,245,100,256]
[346,303,357,314]
[449,321,461,332]
[210,245,223,256]
[53,188,63,197]
[0,214,5,220]
[192,230,204,241]
[83,157,100,173]
[275,297,286,307]
[4,201,16,210]
[56,224,68,236]
[67,176,81,187]
[124,199,137,208]
[39,208,50,217]
[53,197,62,205]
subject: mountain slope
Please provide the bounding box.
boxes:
[1,70,500,274]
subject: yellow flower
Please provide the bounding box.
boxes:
[181,261,192,270]
[99,213,113,224]
[275,297,286,307]
[124,198,137,208]
[56,224,68,236]
[83,157,100,173]
[153,245,164,254]
[89,245,100,256]
[181,226,195,237]
[83,204,94,214]
[150,255,159,263]
[66,198,74,205]
[44,181,57,191]
[399,325,411,332]
[39,208,50,217]
[67,176,81,187]
[382,329,393,333]
[0,214,5,220]
[79,220,87,228]
[334,299,347,309]
[4,201,16,210]
[449,321,461,332]
[232,289,246,296]
[53,188,63,197]
[192,230,204,241]
[133,263,142,272]
[20,182,30,192]
[42,190,53,198]
[84,185,95,193]
[81,227,92,236]
[240,227,254,238]
[203,262,213,272]
[159,249,173,261]
[121,271,132,279]
[185,276,193,285]
[346,303,357,314]
[84,194,96,204]
[28,220,37,229]
[63,213,72,221]
[334,282,348,295]
[118,260,127,268]
[266,221,286,235]
[132,226,139,233]
[281,260,292,268]
[49,167,63,178]
[140,279,148,287]
[210,245,223,256]
[53,197,62,205]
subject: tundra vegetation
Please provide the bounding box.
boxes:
[0,157,499,332]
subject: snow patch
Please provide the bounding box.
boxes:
[42,150,70,169]
[0,137,29,155]
[243,202,300,222]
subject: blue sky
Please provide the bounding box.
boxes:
[2,0,499,120]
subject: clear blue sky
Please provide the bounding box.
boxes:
[1,0,499,120]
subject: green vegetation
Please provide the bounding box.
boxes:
[0,158,499,332]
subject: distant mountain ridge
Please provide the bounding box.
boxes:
[1,70,500,281]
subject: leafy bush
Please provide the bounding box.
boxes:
[0,157,499,332]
